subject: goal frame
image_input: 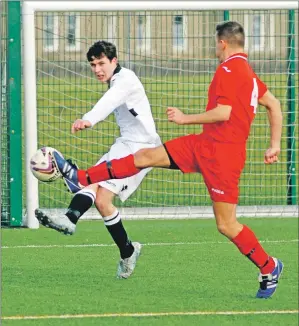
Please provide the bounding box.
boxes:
[22,1,298,228]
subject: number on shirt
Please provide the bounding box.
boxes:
[250,78,259,114]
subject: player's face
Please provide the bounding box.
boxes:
[215,36,225,63]
[89,56,117,83]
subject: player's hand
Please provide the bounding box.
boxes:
[167,107,186,125]
[71,119,92,133]
[264,147,280,164]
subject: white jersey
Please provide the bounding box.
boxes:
[83,66,160,145]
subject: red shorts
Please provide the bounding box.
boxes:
[164,133,246,204]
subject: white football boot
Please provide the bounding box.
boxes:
[35,209,76,235]
[117,242,142,279]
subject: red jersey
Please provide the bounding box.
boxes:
[203,53,267,144]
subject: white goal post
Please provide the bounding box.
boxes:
[22,1,298,228]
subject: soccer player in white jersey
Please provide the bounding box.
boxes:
[35,40,161,279]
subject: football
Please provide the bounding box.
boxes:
[30,147,62,182]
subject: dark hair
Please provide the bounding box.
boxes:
[216,21,245,48]
[86,40,117,61]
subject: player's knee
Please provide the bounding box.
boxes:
[95,188,114,215]
[96,199,114,216]
[215,216,234,236]
[134,149,154,168]
[95,196,107,213]
[216,223,230,236]
[216,219,242,238]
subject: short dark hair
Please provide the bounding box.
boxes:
[216,21,245,48]
[86,40,117,61]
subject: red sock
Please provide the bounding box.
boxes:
[78,154,140,186]
[231,225,275,274]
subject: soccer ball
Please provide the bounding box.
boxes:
[30,147,62,182]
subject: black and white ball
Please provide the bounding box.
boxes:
[30,147,62,182]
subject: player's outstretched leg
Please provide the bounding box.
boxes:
[55,146,170,192]
[35,209,76,235]
[256,258,284,299]
[53,151,81,193]
[116,242,142,279]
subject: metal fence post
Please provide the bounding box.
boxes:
[7,1,22,226]
[287,9,297,205]
[224,10,229,21]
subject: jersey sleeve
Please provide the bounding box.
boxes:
[256,75,268,99]
[215,67,237,106]
[82,76,132,126]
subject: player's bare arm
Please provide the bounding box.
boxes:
[71,119,92,134]
[167,105,232,125]
[258,90,282,164]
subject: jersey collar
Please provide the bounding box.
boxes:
[113,64,122,75]
[223,52,248,63]
[108,64,122,88]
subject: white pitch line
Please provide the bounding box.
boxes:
[1,239,298,249]
[2,310,299,320]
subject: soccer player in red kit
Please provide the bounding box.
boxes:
[54,21,283,298]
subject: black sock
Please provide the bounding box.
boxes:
[104,211,134,259]
[65,190,95,224]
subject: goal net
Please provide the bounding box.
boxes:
[23,4,298,225]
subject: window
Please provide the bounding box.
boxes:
[269,14,275,51]
[65,13,80,51]
[43,14,58,52]
[244,13,275,52]
[136,15,151,52]
[107,14,117,46]
[252,15,264,50]
[173,15,188,51]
